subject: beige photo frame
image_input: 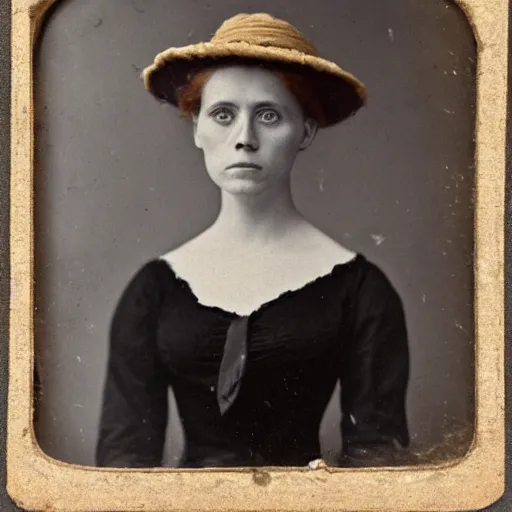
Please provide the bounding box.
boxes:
[7,0,507,510]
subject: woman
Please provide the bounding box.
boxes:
[96,13,410,468]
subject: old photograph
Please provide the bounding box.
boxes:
[33,0,476,470]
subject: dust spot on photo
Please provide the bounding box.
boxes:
[370,234,386,246]
[252,471,271,486]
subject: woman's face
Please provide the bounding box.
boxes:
[193,66,318,196]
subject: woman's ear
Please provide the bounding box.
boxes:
[299,118,319,151]
[192,115,202,149]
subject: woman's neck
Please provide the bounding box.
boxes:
[210,184,305,246]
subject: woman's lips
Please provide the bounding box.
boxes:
[226,162,263,170]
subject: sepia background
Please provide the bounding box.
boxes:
[33,0,476,466]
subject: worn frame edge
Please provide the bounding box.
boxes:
[6,0,507,510]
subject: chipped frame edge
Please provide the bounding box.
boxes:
[6,0,507,510]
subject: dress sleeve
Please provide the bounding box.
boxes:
[339,263,410,466]
[96,263,169,467]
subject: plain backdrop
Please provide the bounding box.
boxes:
[33,0,476,466]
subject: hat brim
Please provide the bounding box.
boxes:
[142,42,367,127]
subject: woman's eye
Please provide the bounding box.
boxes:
[258,110,280,124]
[212,109,234,124]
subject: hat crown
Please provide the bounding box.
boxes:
[211,13,318,56]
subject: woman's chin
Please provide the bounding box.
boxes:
[216,178,268,196]
[222,182,267,196]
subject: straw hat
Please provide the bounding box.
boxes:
[143,13,367,127]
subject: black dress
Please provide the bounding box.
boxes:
[96,253,410,468]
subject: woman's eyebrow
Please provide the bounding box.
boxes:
[206,100,284,109]
[252,101,282,109]
[205,101,239,112]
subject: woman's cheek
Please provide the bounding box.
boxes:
[273,124,301,148]
[198,122,227,151]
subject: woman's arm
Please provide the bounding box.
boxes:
[339,263,410,467]
[96,263,169,468]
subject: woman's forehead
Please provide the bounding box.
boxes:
[200,66,298,108]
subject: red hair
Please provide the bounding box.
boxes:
[176,64,327,127]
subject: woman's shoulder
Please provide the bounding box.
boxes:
[126,257,173,284]
[334,252,404,310]
[115,257,177,306]
[292,223,401,302]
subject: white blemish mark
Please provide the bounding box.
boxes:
[449,51,455,56]
[210,386,215,392]
[73,404,83,408]
[443,108,455,114]
[445,166,449,170]
[308,459,320,470]
[370,234,386,246]
[350,414,357,424]
[308,459,326,470]
[388,28,394,41]
[422,294,427,304]
[76,356,82,363]
[318,168,325,192]
[455,321,464,331]
[452,70,457,75]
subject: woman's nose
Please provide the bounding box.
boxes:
[235,117,259,151]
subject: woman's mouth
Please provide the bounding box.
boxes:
[226,162,263,170]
